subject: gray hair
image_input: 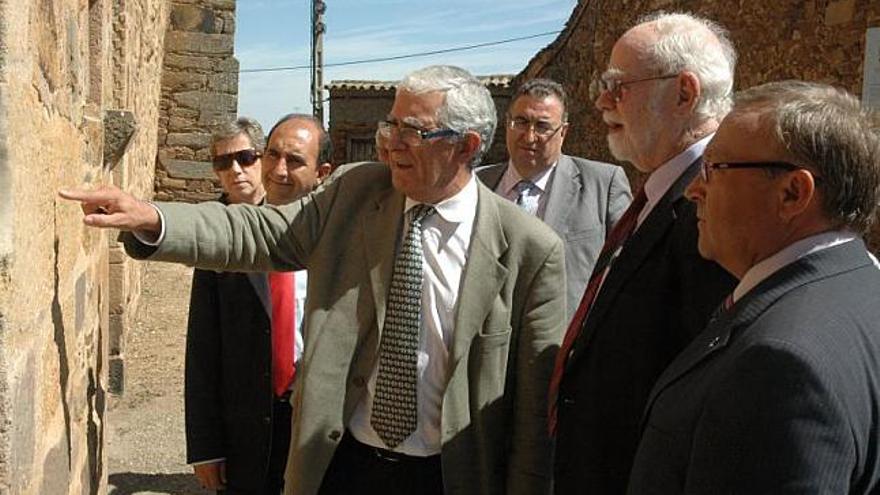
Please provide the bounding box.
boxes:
[211,116,265,155]
[513,78,568,122]
[636,12,737,123]
[735,81,880,235]
[398,65,497,167]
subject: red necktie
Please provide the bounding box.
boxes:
[268,272,296,397]
[547,187,648,434]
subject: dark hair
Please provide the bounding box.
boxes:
[266,113,333,165]
[512,78,568,122]
[735,81,880,235]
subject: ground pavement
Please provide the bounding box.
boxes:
[106,261,210,495]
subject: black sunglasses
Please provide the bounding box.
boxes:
[700,161,821,183]
[212,149,261,170]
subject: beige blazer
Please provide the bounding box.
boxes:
[123,162,566,495]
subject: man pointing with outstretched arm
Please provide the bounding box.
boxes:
[61,64,566,495]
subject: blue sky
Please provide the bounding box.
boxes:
[235,0,579,129]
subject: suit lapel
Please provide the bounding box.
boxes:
[569,160,702,361]
[640,239,874,429]
[542,155,579,234]
[246,272,272,316]
[361,187,405,337]
[449,183,509,373]
[476,163,506,191]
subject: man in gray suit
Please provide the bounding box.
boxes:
[629,81,880,494]
[478,79,631,318]
[60,65,565,495]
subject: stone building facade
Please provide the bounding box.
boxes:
[0,0,169,492]
[327,76,513,167]
[155,0,238,203]
[0,0,239,492]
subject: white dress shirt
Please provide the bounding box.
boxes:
[732,231,857,303]
[348,175,479,456]
[636,134,713,228]
[496,160,557,219]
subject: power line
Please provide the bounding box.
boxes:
[240,30,562,74]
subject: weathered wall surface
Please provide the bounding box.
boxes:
[0,0,167,492]
[519,0,880,245]
[155,0,237,203]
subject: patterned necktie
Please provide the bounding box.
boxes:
[547,187,648,434]
[268,271,296,397]
[514,180,539,215]
[371,203,435,448]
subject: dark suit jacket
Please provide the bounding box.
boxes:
[628,239,880,494]
[478,155,632,320]
[124,162,567,495]
[553,159,736,494]
[184,195,281,490]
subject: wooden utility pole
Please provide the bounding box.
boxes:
[310,0,326,122]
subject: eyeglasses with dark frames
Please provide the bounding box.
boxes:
[700,161,822,183]
[590,73,679,102]
[212,149,261,170]
[376,120,460,147]
[507,117,565,139]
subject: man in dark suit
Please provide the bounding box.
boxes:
[186,115,331,494]
[550,12,738,494]
[478,79,631,319]
[628,80,880,494]
[61,65,566,495]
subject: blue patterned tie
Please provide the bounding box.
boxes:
[514,180,539,215]
[371,203,435,448]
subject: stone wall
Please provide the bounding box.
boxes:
[0,0,168,492]
[519,0,879,246]
[520,1,878,174]
[155,0,238,203]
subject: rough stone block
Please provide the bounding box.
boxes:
[173,90,237,111]
[163,71,206,91]
[109,314,124,355]
[825,0,854,25]
[170,107,200,119]
[198,108,233,126]
[166,132,211,148]
[109,356,124,395]
[208,72,238,93]
[170,5,217,33]
[164,53,215,71]
[166,31,233,55]
[168,116,196,131]
[163,159,215,180]
[103,110,137,171]
[162,178,189,189]
[205,0,236,11]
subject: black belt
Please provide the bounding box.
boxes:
[275,390,292,402]
[342,432,440,465]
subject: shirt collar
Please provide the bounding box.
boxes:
[643,133,713,205]
[500,160,558,196]
[733,230,858,302]
[404,174,478,224]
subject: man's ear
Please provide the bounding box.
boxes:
[676,71,701,115]
[777,169,818,222]
[457,131,482,161]
[316,162,332,182]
